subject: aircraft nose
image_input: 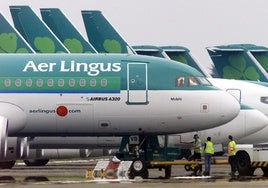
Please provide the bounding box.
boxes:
[217,92,240,125]
[244,109,268,136]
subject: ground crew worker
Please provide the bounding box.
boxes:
[191,134,202,176]
[203,137,214,176]
[228,135,237,176]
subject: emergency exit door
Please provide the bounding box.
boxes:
[127,63,148,104]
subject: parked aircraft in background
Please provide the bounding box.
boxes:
[40,8,97,53]
[206,44,268,81]
[132,45,170,59]
[82,10,135,54]
[10,6,69,53]
[0,13,34,53]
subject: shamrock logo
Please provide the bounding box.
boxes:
[34,37,64,53]
[169,55,188,64]
[254,55,268,72]
[103,39,122,53]
[0,33,28,53]
[223,55,260,80]
[64,38,83,53]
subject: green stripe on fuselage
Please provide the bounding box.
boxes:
[0,76,120,93]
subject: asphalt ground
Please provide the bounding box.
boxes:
[1,159,268,188]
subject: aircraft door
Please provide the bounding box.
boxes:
[127,63,148,104]
[226,89,241,103]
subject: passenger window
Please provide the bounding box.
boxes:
[36,79,43,87]
[26,79,32,87]
[58,79,64,87]
[79,79,86,87]
[47,79,53,87]
[4,79,11,87]
[90,79,96,87]
[101,79,107,87]
[176,77,184,87]
[15,79,21,87]
[69,79,75,87]
[188,76,199,86]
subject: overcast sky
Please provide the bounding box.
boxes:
[1,0,268,72]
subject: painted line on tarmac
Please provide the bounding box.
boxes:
[173,176,212,179]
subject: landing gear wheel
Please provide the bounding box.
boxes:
[262,167,268,177]
[129,158,148,179]
[0,161,16,169]
[164,165,172,179]
[236,151,254,176]
[184,164,193,171]
[24,159,49,166]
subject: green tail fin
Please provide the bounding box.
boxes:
[10,6,69,53]
[0,13,33,53]
[132,45,168,58]
[206,44,268,81]
[244,44,268,75]
[160,46,207,76]
[81,10,135,54]
[40,8,96,53]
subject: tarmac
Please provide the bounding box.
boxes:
[1,159,268,188]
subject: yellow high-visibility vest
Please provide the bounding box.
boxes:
[193,139,202,153]
[204,141,214,155]
[228,140,236,156]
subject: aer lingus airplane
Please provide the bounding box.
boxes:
[0,53,240,168]
[4,7,267,166]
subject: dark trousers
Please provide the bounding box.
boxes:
[228,155,237,172]
[193,152,202,175]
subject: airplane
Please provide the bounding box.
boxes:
[0,52,240,168]
[10,6,69,53]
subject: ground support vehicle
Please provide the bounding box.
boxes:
[115,135,187,179]
[236,144,268,176]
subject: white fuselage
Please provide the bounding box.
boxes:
[207,78,268,143]
[8,89,239,136]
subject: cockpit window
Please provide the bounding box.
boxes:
[188,76,198,86]
[261,97,268,104]
[175,76,212,87]
[176,76,185,87]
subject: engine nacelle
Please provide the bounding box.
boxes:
[0,102,26,135]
